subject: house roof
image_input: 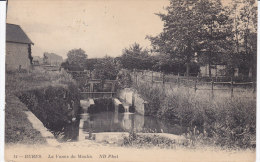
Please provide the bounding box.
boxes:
[6,23,34,45]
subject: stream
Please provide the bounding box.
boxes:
[61,111,186,142]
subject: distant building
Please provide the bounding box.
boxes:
[32,56,43,65]
[6,23,34,70]
[43,52,63,66]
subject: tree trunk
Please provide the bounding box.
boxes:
[208,19,213,78]
[248,67,252,78]
[208,51,212,78]
[186,63,190,77]
[208,63,211,78]
[186,41,192,77]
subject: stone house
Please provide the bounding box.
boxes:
[6,23,34,71]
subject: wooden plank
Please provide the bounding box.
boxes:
[213,82,231,84]
[233,82,253,85]
[80,92,116,94]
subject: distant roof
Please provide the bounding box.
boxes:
[6,23,34,45]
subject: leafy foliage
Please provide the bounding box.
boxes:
[147,0,205,75]
[93,56,119,80]
[18,85,80,133]
[119,43,153,70]
[146,0,257,78]
[66,48,88,68]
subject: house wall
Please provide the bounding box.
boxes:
[6,42,30,70]
[200,65,227,77]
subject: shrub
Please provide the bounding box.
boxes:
[133,80,256,149]
[18,85,80,133]
[123,132,185,149]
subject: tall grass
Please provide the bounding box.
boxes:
[6,67,76,94]
[133,79,256,149]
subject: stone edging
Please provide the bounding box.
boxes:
[24,111,60,146]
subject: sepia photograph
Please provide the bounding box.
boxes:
[3,0,258,161]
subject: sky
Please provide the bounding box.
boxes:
[6,0,169,59]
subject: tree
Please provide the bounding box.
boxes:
[119,43,153,70]
[84,58,99,71]
[239,0,257,78]
[93,56,119,80]
[147,0,204,76]
[61,61,70,70]
[66,48,87,68]
[196,0,233,77]
[225,0,257,78]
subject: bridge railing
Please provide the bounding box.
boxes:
[80,92,116,99]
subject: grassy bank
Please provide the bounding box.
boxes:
[5,67,77,144]
[133,79,256,149]
[5,93,47,144]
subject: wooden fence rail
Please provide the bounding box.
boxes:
[131,70,256,98]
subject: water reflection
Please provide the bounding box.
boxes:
[62,111,185,141]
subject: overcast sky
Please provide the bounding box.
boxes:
[7,0,169,59]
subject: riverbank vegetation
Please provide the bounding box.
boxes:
[123,132,188,149]
[5,67,78,144]
[132,80,256,149]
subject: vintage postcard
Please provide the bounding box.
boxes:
[3,0,258,161]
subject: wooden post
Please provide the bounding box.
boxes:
[111,82,115,92]
[90,82,94,92]
[231,77,234,98]
[162,73,165,91]
[132,92,135,108]
[151,71,154,85]
[211,78,214,98]
[135,73,138,86]
[177,73,180,88]
[194,77,197,92]
[211,79,214,91]
[252,81,256,93]
[187,73,190,87]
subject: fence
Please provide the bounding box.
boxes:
[130,69,256,98]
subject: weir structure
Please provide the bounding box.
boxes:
[79,79,132,113]
[80,79,117,99]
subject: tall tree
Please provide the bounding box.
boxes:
[239,0,257,78]
[196,0,232,77]
[226,0,257,77]
[147,0,203,76]
[120,43,152,70]
[67,48,87,68]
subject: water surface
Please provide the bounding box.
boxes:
[62,111,185,141]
